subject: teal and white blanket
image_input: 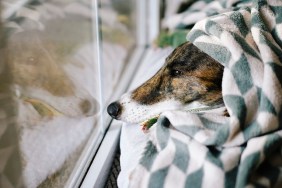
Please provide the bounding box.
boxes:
[129,0,282,187]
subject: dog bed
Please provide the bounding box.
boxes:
[121,0,282,187]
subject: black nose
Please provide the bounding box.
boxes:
[107,102,122,119]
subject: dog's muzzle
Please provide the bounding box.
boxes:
[107,101,122,119]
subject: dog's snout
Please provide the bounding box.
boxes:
[107,102,122,119]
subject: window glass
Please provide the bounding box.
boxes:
[99,0,135,104]
[0,0,136,187]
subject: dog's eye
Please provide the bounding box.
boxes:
[171,69,183,77]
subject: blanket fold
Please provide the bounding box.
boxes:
[129,0,282,187]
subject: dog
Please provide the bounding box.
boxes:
[107,42,226,126]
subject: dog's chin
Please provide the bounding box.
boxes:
[118,113,159,124]
[117,94,210,124]
[118,105,171,124]
[117,94,183,124]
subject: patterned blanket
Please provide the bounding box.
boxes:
[129,0,282,187]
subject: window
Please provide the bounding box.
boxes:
[0,0,147,187]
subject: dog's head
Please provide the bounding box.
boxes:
[107,42,224,123]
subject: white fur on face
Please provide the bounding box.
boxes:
[118,93,206,123]
[118,93,181,123]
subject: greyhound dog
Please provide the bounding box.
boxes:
[107,42,226,128]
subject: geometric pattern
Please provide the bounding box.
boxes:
[128,0,282,187]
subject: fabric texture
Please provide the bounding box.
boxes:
[129,0,282,187]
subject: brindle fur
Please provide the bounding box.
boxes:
[131,42,224,107]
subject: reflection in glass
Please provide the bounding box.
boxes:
[2,0,99,187]
[0,0,136,187]
[100,0,135,102]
